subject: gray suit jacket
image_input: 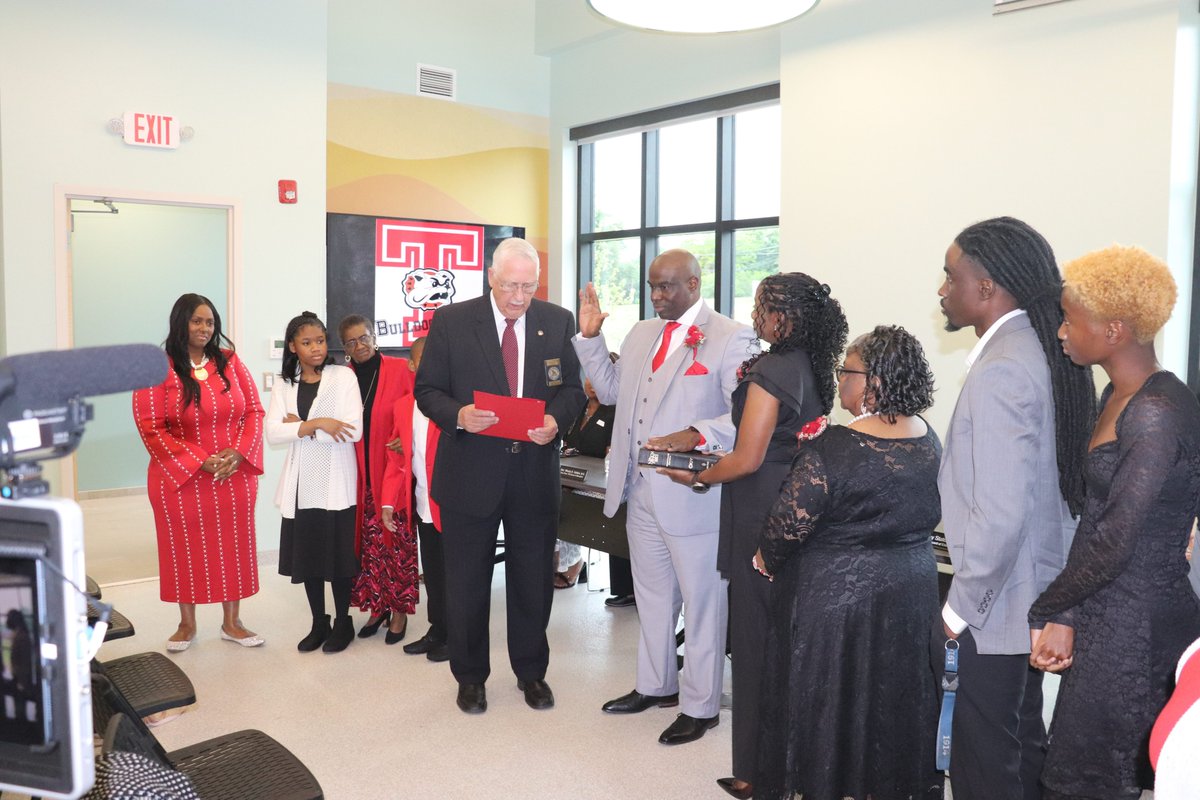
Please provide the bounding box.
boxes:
[939,315,1077,655]
[573,304,757,536]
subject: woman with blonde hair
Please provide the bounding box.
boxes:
[1029,245,1200,799]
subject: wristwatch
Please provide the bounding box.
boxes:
[690,479,710,494]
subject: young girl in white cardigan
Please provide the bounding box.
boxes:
[266,312,363,653]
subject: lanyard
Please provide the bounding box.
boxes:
[936,638,960,771]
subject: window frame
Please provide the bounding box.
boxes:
[574,84,781,325]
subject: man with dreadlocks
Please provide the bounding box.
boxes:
[935,217,1096,800]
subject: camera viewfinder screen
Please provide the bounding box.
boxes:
[0,557,42,746]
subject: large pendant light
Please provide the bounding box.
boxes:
[588,0,820,34]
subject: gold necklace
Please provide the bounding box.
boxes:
[190,354,210,381]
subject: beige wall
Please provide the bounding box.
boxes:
[546,0,1198,436]
[780,0,1186,434]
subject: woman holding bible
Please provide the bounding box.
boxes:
[656,272,847,799]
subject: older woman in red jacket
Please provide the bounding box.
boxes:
[380,335,448,661]
[339,315,419,644]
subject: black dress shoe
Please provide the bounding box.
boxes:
[717,777,753,799]
[456,683,487,714]
[357,611,390,638]
[402,629,443,655]
[604,594,636,608]
[426,642,450,662]
[601,689,680,714]
[658,712,719,745]
[517,679,555,710]
[297,615,331,652]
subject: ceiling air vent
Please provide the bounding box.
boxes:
[417,64,457,101]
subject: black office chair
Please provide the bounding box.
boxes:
[94,677,323,800]
[92,652,196,720]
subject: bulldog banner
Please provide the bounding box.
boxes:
[326,213,524,353]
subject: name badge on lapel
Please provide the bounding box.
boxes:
[544,358,563,387]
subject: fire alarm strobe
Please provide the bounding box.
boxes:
[278,180,297,204]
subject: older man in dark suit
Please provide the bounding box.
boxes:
[414,237,585,715]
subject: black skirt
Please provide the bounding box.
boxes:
[278,506,359,583]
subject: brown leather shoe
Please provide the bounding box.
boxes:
[658,712,719,745]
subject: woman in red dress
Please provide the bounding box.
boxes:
[339,315,419,645]
[133,293,265,651]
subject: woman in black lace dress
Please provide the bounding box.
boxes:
[1029,246,1200,799]
[754,325,944,800]
[656,273,847,799]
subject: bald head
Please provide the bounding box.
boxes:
[648,249,702,320]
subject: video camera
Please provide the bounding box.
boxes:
[0,344,167,799]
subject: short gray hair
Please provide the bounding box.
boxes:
[492,237,539,274]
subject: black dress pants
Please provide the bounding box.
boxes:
[931,619,1046,800]
[416,518,447,642]
[609,554,634,597]
[439,459,557,685]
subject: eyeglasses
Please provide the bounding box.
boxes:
[834,365,868,379]
[342,333,374,349]
[497,281,539,295]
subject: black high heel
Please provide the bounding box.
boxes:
[384,615,408,645]
[357,611,391,638]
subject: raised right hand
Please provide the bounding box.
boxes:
[577,283,609,338]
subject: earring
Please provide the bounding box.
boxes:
[345,354,352,364]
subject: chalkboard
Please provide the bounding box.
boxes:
[326,212,523,356]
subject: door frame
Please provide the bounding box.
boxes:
[52,184,242,499]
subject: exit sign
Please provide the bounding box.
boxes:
[122,111,179,149]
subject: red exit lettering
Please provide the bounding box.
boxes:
[121,111,180,150]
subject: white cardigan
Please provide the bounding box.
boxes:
[265,364,363,518]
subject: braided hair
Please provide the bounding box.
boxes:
[750,272,848,415]
[164,293,233,408]
[280,311,331,384]
[955,217,1096,516]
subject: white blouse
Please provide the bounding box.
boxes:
[265,364,363,517]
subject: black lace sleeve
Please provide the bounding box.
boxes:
[759,443,831,574]
[1029,388,1179,624]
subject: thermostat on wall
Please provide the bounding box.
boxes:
[269,338,285,359]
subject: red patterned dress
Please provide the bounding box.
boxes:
[348,352,419,616]
[132,351,264,603]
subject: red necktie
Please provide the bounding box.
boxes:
[651,321,681,373]
[502,318,519,396]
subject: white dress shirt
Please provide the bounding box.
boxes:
[412,402,433,524]
[652,297,704,361]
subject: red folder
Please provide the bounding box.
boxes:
[473,391,546,442]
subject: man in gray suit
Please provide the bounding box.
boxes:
[936,217,1095,800]
[574,248,756,745]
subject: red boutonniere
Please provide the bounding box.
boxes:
[796,416,829,443]
[682,325,708,376]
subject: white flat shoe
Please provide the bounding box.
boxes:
[220,629,265,648]
[166,638,192,652]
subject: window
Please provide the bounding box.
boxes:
[575,86,781,348]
